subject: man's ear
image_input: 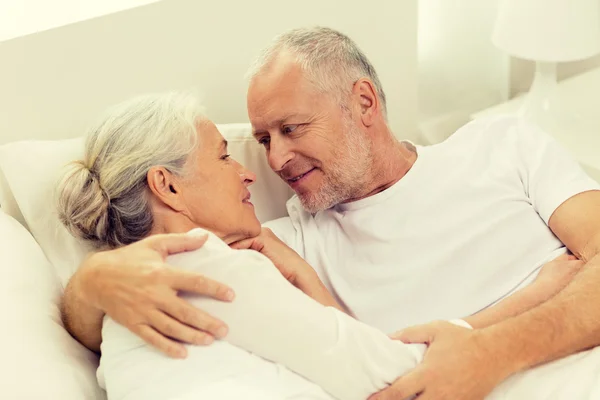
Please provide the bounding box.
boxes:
[351,78,380,127]
[147,166,186,212]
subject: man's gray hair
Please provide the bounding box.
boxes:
[248,27,388,119]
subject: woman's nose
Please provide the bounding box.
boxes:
[240,165,257,186]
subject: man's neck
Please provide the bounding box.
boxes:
[343,137,418,203]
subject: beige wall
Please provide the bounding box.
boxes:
[0,0,419,145]
[0,0,161,42]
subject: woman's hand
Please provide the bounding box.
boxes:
[533,253,585,295]
[464,253,585,329]
[230,228,313,287]
[231,229,346,312]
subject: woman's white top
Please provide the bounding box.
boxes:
[97,228,429,400]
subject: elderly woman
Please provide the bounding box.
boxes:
[56,92,429,400]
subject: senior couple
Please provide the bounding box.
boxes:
[57,27,600,400]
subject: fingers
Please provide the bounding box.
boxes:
[230,237,265,252]
[161,297,229,339]
[370,369,425,400]
[134,324,188,358]
[229,238,255,250]
[390,323,438,344]
[554,253,578,261]
[569,259,586,272]
[168,269,235,301]
[149,310,216,346]
[148,232,209,257]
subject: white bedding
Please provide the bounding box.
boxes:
[489,345,600,400]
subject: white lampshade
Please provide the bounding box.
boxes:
[492,0,600,62]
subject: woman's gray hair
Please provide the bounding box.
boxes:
[247,26,388,119]
[57,92,205,249]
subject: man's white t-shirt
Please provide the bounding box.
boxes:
[266,116,600,334]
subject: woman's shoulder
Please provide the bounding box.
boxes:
[166,229,280,279]
[187,228,231,252]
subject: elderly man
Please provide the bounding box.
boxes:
[63,27,600,399]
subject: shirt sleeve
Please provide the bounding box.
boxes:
[168,236,424,400]
[509,118,600,224]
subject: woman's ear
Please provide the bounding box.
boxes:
[147,167,186,212]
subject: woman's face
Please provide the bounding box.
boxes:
[175,121,261,243]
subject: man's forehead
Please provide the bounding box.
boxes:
[248,85,315,131]
[248,60,311,104]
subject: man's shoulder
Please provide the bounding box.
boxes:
[262,216,295,242]
[444,115,522,147]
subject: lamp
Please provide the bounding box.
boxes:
[492,0,600,129]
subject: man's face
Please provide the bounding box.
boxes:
[247,57,372,213]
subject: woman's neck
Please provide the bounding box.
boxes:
[150,211,246,245]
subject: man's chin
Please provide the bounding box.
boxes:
[297,192,337,214]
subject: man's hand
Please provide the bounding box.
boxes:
[370,321,512,400]
[70,232,234,358]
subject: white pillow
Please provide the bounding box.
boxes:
[0,123,292,289]
[0,209,105,399]
[0,138,92,289]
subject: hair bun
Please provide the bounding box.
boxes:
[56,161,112,245]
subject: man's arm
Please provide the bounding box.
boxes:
[61,262,104,352]
[485,190,600,369]
[61,233,234,358]
[372,190,600,400]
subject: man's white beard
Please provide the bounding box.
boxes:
[298,122,373,213]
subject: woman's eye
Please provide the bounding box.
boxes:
[221,154,231,160]
[258,137,270,146]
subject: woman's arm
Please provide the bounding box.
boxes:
[169,239,424,400]
[230,228,345,312]
[464,254,584,329]
[297,271,346,312]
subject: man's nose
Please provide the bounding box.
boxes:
[267,137,294,172]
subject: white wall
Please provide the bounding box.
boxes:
[418,0,509,143]
[0,0,160,42]
[0,0,419,145]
